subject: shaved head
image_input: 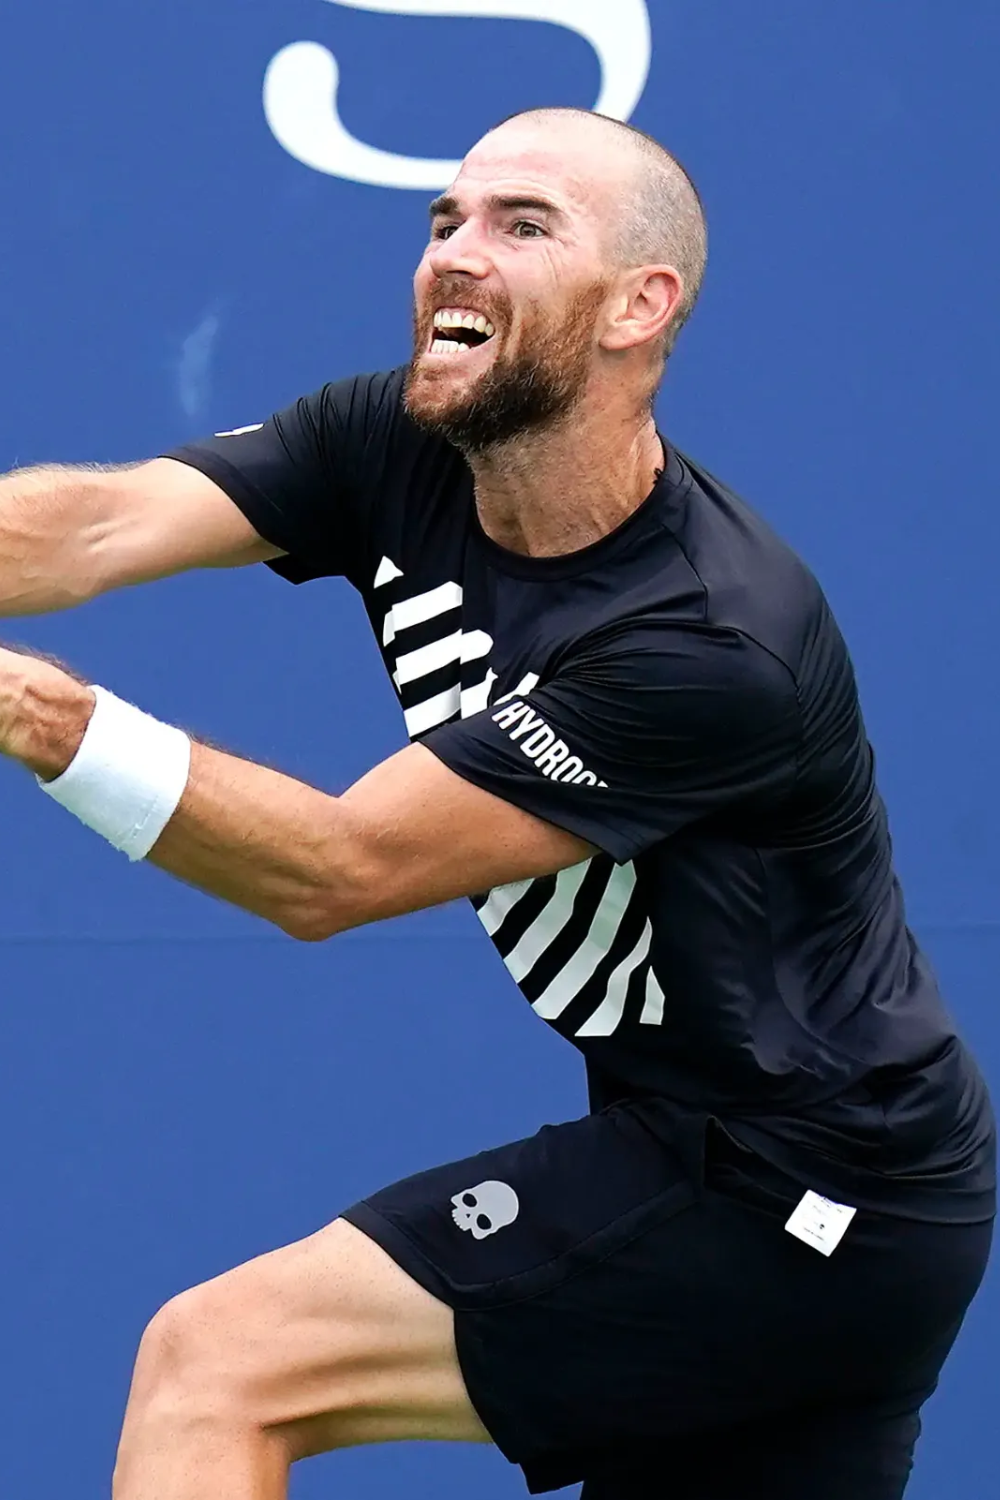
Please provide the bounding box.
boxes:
[491,108,708,356]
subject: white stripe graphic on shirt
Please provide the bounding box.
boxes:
[374,555,404,588]
[478,878,535,937]
[393,628,492,687]
[477,861,664,1038]
[575,920,652,1036]
[380,575,493,735]
[383,580,462,646]
[459,670,498,718]
[532,862,637,1020]
[639,966,666,1025]
[504,862,591,984]
[403,687,462,737]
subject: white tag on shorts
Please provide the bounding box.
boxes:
[784,1190,857,1256]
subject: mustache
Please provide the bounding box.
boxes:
[416,280,512,328]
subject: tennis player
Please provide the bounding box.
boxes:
[0,109,993,1500]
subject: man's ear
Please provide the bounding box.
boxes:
[599,266,684,353]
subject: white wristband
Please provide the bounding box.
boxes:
[38,685,192,861]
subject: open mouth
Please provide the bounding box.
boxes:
[428,307,498,356]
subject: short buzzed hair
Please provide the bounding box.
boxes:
[496,108,708,357]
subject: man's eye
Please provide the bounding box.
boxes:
[512,220,544,238]
[432,223,459,240]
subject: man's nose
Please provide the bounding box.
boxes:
[427,221,491,281]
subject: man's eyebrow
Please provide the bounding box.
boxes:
[427,193,564,220]
[486,193,562,217]
[428,194,458,219]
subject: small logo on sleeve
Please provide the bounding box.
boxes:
[451,1181,520,1239]
[491,700,607,786]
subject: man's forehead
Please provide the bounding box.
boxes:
[453,123,623,212]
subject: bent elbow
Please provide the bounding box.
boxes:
[276,816,389,942]
[275,889,366,944]
[277,907,339,944]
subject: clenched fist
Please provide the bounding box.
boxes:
[0,646,94,779]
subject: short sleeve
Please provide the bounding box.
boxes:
[423,622,800,863]
[163,368,406,587]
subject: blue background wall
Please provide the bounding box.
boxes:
[0,2,996,1494]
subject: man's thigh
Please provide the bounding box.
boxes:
[122,1218,490,1460]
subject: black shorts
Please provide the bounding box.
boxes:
[343,1102,993,1499]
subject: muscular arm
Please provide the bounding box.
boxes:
[0,458,282,615]
[150,740,591,939]
[0,650,593,937]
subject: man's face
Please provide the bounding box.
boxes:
[405,123,618,452]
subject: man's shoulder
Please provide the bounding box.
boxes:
[671,449,838,678]
[312,365,464,481]
[308,365,405,440]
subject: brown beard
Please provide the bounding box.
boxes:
[404,280,609,455]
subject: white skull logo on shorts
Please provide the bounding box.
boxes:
[450,1180,520,1239]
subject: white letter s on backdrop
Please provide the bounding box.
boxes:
[263,0,652,190]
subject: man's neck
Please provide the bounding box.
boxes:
[467,406,665,559]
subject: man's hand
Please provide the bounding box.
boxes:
[0,646,94,778]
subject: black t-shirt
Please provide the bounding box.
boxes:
[168,367,996,1223]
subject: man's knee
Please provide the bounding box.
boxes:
[130,1281,248,1422]
[120,1222,482,1458]
[125,1244,377,1444]
[113,1281,295,1498]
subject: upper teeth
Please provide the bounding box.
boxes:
[433,309,495,337]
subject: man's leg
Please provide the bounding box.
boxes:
[113,1218,491,1500]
